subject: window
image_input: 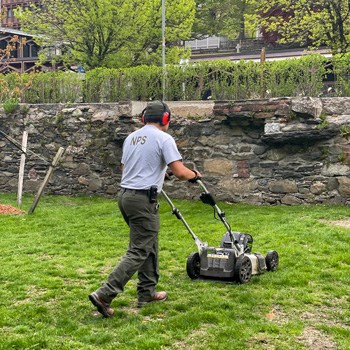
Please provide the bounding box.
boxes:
[7,8,13,18]
[23,44,30,57]
[31,44,38,57]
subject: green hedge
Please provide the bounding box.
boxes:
[0,71,84,103]
[83,55,328,102]
[0,53,345,104]
[27,72,85,103]
[332,52,350,96]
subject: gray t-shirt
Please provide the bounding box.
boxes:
[120,125,182,192]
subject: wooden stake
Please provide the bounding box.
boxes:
[28,147,65,214]
[17,131,28,208]
[260,47,266,98]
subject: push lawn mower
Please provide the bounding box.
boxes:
[162,179,279,283]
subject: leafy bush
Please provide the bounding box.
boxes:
[2,98,19,114]
[0,72,34,103]
[0,54,343,103]
[265,54,327,97]
[332,53,350,96]
[25,72,84,103]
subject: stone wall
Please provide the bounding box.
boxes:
[0,98,349,205]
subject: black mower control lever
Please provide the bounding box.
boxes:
[200,192,216,207]
[173,208,182,220]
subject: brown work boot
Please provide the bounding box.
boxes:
[138,291,168,308]
[89,292,114,318]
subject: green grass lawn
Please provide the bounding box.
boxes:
[0,192,349,350]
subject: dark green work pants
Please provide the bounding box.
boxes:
[97,189,160,303]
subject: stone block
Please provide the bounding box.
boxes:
[337,176,350,196]
[92,111,109,122]
[78,176,89,185]
[219,178,257,194]
[204,159,233,175]
[281,194,302,205]
[269,180,298,193]
[72,109,83,117]
[168,101,214,118]
[253,145,267,155]
[237,160,250,178]
[266,149,288,161]
[322,164,350,176]
[24,180,41,192]
[73,163,90,176]
[264,122,281,134]
[321,97,350,115]
[291,97,322,118]
[310,181,327,194]
[106,185,119,195]
[88,177,103,191]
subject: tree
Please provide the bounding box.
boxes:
[192,0,258,40]
[0,33,33,103]
[16,0,195,69]
[256,0,350,54]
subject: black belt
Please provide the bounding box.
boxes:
[122,188,149,195]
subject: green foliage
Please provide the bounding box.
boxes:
[192,0,240,39]
[0,72,33,102]
[340,125,350,138]
[256,0,350,54]
[265,55,327,97]
[332,53,350,96]
[25,72,84,104]
[84,66,163,102]
[0,53,345,103]
[2,98,19,114]
[16,0,195,69]
[0,193,349,349]
[192,0,259,40]
[317,113,329,130]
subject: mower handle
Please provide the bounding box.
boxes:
[196,179,234,238]
[161,189,205,253]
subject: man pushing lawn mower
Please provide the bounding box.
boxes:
[89,100,202,318]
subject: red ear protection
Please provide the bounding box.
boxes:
[141,102,171,126]
[161,112,170,126]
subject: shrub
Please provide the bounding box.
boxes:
[0,54,341,103]
[2,98,19,114]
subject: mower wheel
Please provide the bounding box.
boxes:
[186,252,200,279]
[265,250,279,271]
[234,255,252,284]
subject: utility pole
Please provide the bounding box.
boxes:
[161,0,166,101]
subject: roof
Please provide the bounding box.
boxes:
[0,26,33,37]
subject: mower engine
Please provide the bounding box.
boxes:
[188,232,272,283]
[185,180,279,284]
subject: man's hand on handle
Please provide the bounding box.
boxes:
[188,170,201,183]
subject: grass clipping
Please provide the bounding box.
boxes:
[0,204,24,215]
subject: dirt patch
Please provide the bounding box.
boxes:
[321,219,350,228]
[328,219,350,228]
[296,327,337,350]
[0,204,24,215]
[262,301,345,349]
[300,297,349,330]
[265,305,289,324]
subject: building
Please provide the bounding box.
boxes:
[0,0,41,29]
[0,1,61,73]
[0,26,42,73]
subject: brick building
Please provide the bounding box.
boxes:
[0,26,42,73]
[0,0,60,73]
[0,0,41,29]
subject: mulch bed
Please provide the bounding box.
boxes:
[0,204,25,215]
